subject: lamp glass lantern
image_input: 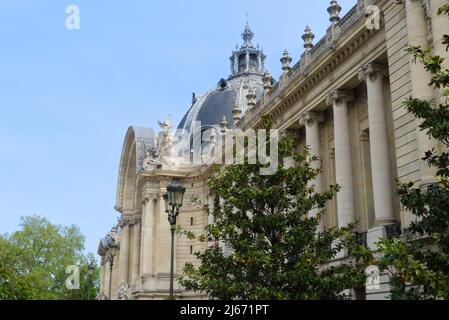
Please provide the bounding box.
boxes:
[87,261,95,277]
[108,239,118,258]
[166,178,186,208]
[163,193,169,213]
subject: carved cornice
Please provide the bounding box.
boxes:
[358,62,387,82]
[242,8,380,131]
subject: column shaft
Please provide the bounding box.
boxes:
[329,90,356,228]
[99,260,106,294]
[430,0,449,67]
[406,0,434,97]
[406,0,438,187]
[301,112,324,232]
[155,193,171,275]
[118,222,130,284]
[130,220,141,285]
[141,193,156,276]
[104,259,111,297]
[361,63,396,224]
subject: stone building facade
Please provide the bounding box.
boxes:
[98,0,449,300]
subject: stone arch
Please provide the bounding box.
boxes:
[115,126,156,213]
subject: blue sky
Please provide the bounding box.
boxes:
[0,0,355,257]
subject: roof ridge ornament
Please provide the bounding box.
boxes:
[280,49,293,73]
[328,0,342,25]
[220,115,228,134]
[246,87,257,110]
[302,26,315,52]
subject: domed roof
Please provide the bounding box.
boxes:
[177,77,264,134]
[177,23,266,137]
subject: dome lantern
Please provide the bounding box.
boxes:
[230,23,266,78]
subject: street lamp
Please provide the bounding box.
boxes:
[164,178,186,300]
[87,261,95,300]
[107,236,119,300]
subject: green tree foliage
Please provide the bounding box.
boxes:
[376,3,449,300]
[0,215,99,300]
[179,133,369,300]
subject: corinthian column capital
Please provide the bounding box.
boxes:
[128,217,142,226]
[299,111,324,127]
[141,191,157,204]
[326,89,354,107]
[118,218,131,228]
[358,62,387,82]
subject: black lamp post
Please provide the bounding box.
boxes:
[107,237,119,300]
[87,261,95,300]
[164,178,186,300]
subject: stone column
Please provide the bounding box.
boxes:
[130,218,141,286]
[140,192,157,283]
[406,0,433,96]
[207,192,216,248]
[328,148,338,228]
[406,0,438,187]
[207,193,215,226]
[358,63,396,225]
[299,111,324,232]
[99,257,106,294]
[118,220,130,285]
[104,258,111,297]
[155,193,171,278]
[430,0,449,68]
[327,89,356,228]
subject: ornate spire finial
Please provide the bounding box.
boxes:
[280,49,293,73]
[302,26,315,52]
[242,22,254,48]
[246,87,257,109]
[220,115,228,133]
[263,72,273,94]
[328,0,342,24]
[210,128,217,144]
[232,105,242,126]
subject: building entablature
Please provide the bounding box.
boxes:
[239,0,391,131]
